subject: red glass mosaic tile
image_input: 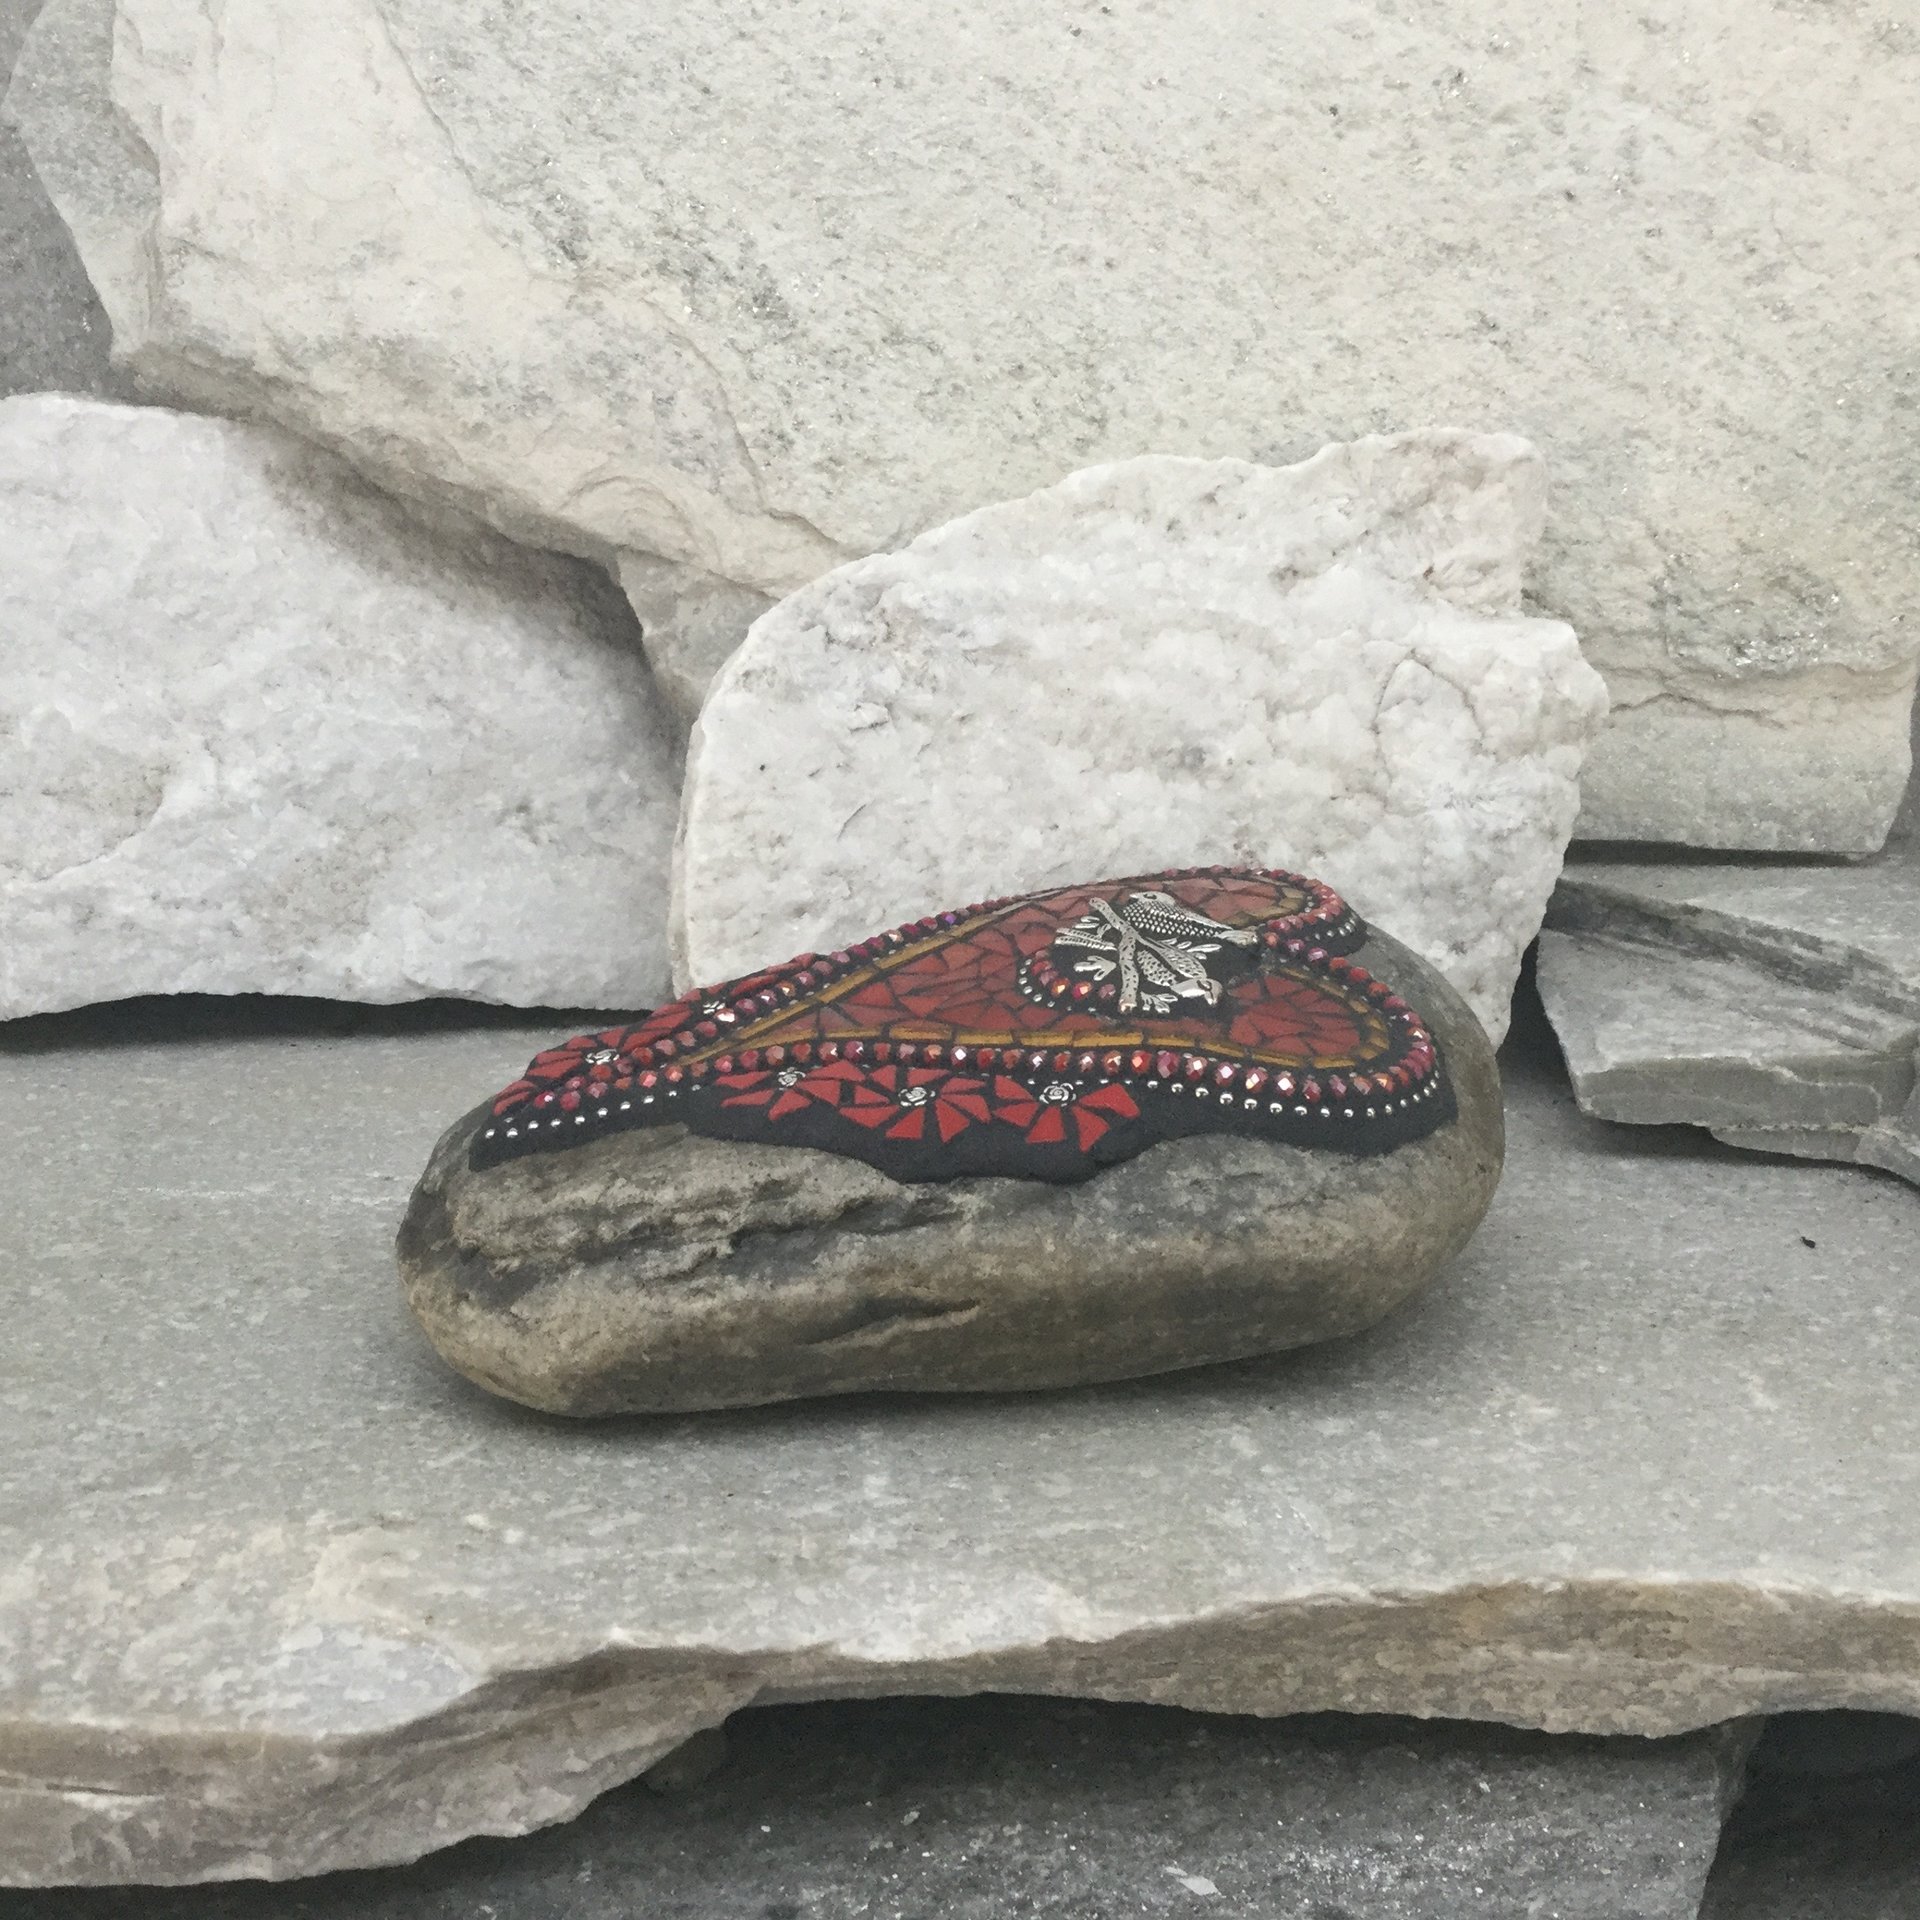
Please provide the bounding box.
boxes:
[472,866,1454,1183]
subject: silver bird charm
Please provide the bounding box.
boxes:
[1052,889,1259,1014]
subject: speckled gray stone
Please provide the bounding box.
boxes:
[400,933,1502,1416]
[1538,825,1920,1186]
[1,995,1915,1885]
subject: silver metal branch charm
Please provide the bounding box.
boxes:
[1051,890,1260,1014]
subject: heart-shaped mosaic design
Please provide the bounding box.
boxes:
[472,867,1454,1182]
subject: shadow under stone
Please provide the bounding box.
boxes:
[1702,1719,1920,1920]
[0,1697,1747,1920]
[0,993,629,1054]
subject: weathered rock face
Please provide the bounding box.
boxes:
[0,395,680,1016]
[402,875,1502,1415]
[676,438,1607,1044]
[9,0,1917,846]
[1538,830,1920,1187]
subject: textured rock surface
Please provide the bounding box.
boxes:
[0,395,680,1015]
[676,438,1607,1044]
[9,0,1918,846]
[0,1700,1749,1917]
[1538,826,1920,1186]
[2,992,1916,1884]
[402,929,1502,1416]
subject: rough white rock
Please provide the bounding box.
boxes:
[674,436,1608,1042]
[7,0,1918,845]
[0,395,679,1016]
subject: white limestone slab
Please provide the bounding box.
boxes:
[674,437,1608,1042]
[7,0,1919,845]
[0,1006,1915,1883]
[0,395,679,1015]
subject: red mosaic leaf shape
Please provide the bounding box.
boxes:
[473,866,1455,1184]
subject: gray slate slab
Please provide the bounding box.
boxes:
[0,996,1914,1885]
[0,1699,1749,1920]
[1539,825,1920,1185]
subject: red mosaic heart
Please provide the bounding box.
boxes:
[471,866,1454,1182]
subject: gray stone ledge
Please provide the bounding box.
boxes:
[1,1003,1914,1883]
[1540,826,1920,1185]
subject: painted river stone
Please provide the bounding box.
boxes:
[471,867,1451,1183]
[401,868,1502,1415]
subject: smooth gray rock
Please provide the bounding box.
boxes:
[1538,828,1920,1186]
[400,932,1503,1416]
[677,438,1609,1043]
[0,1700,1752,1918]
[8,0,1918,850]
[1,994,1915,1885]
[0,394,681,1016]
